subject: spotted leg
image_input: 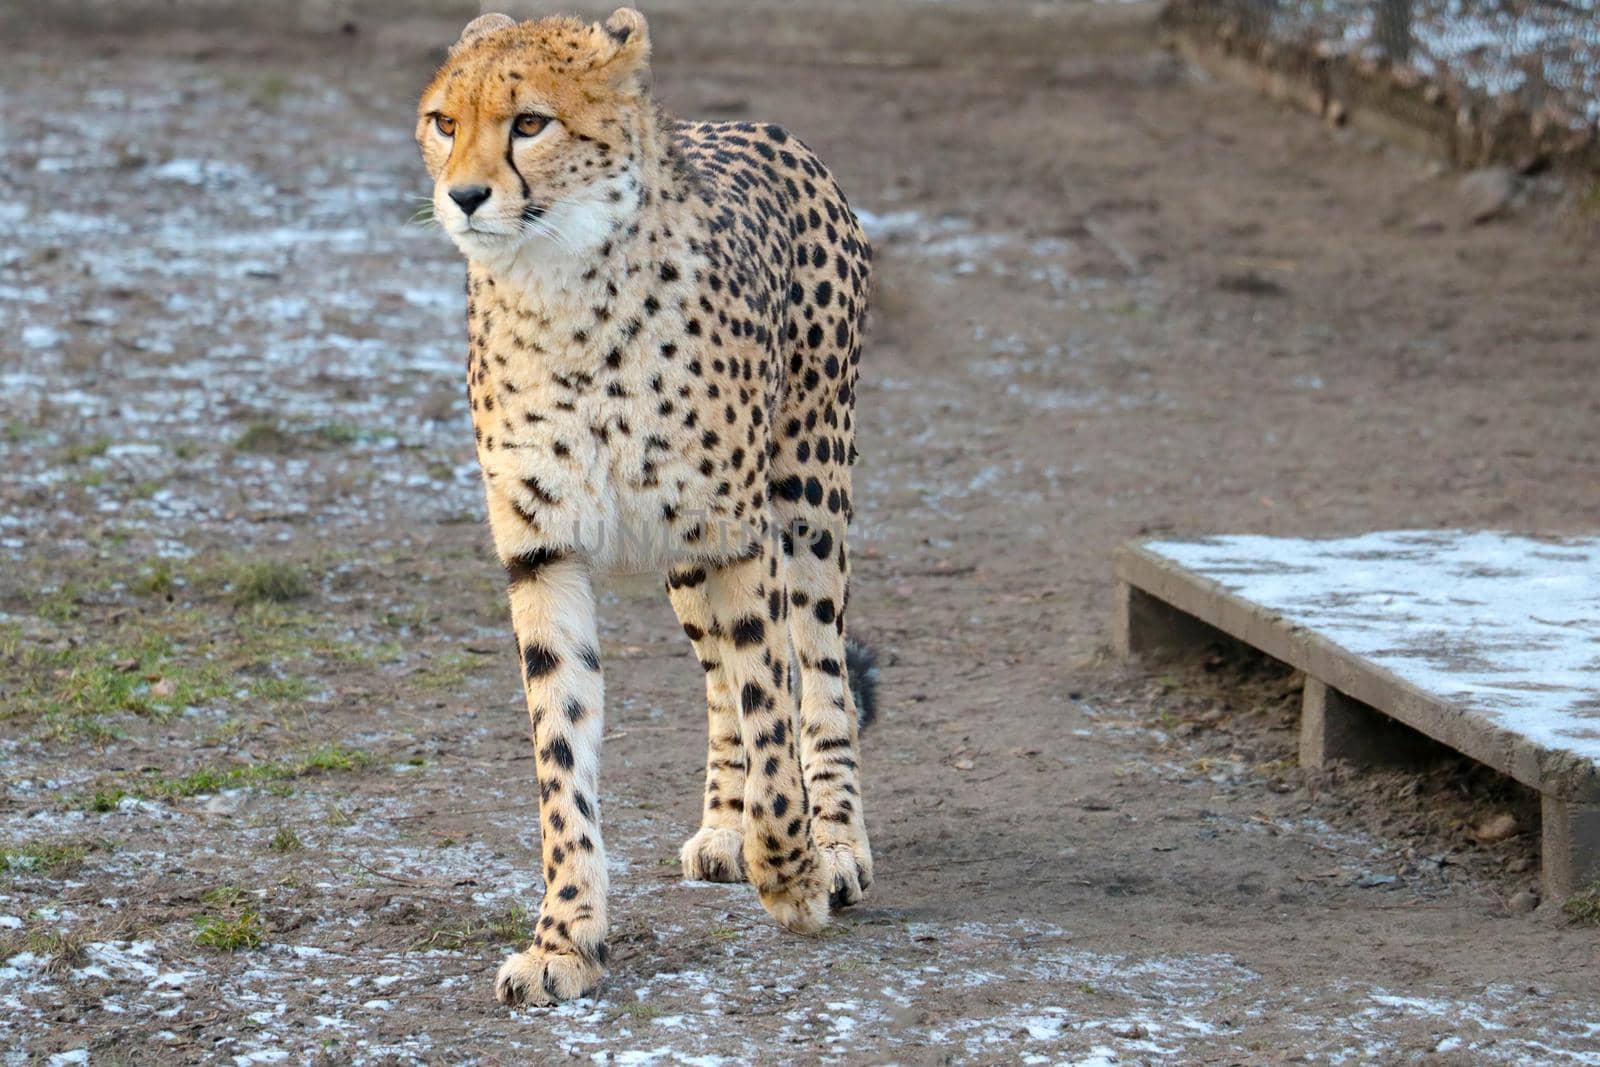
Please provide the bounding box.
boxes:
[786,524,873,908]
[669,577,748,883]
[485,508,609,1005]
[678,541,829,932]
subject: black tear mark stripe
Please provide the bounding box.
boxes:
[506,131,531,198]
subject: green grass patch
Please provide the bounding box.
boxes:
[202,884,246,906]
[0,840,89,877]
[130,558,177,596]
[0,926,87,974]
[413,651,475,692]
[193,910,265,952]
[619,1001,666,1021]
[232,421,302,454]
[58,436,111,464]
[233,419,371,454]
[413,904,535,952]
[269,827,303,853]
[32,581,88,624]
[1563,882,1600,924]
[230,561,311,605]
[249,675,314,702]
[302,743,369,772]
[312,422,367,447]
[88,789,128,813]
[0,630,232,740]
[378,604,430,631]
[2,553,406,746]
[131,744,372,800]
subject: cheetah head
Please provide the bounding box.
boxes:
[417,8,652,270]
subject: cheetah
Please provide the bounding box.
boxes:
[416,8,875,1005]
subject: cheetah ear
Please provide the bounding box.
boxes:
[452,12,515,53]
[593,7,651,87]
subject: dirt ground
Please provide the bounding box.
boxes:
[3,1,1599,1063]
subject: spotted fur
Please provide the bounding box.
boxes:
[416,7,874,1006]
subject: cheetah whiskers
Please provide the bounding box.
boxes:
[518,213,579,254]
[407,194,443,230]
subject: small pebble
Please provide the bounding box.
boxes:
[1474,812,1518,844]
[1458,166,1518,224]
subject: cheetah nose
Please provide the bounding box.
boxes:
[448,185,491,217]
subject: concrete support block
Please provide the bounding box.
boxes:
[1542,794,1600,900]
[1113,581,1218,659]
[1299,677,1431,770]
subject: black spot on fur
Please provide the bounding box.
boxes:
[505,547,564,584]
[731,615,765,647]
[523,643,560,678]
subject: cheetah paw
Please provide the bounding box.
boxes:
[680,826,746,883]
[494,947,603,1007]
[757,870,830,935]
[820,841,873,910]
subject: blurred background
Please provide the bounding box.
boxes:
[2,1,1598,1062]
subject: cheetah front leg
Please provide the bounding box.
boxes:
[485,506,609,1005]
[677,540,829,933]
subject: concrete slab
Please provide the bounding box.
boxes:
[1113,530,1600,897]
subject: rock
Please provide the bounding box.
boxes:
[202,789,247,815]
[1474,812,1519,844]
[1355,872,1398,888]
[1458,167,1518,224]
[1508,889,1540,914]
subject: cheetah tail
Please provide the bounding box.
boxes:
[845,637,880,730]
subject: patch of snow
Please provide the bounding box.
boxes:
[1148,531,1600,763]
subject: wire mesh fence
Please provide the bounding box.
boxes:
[1162,0,1600,168]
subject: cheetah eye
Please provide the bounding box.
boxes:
[433,114,456,138]
[512,113,551,138]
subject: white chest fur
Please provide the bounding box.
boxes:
[467,253,752,573]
